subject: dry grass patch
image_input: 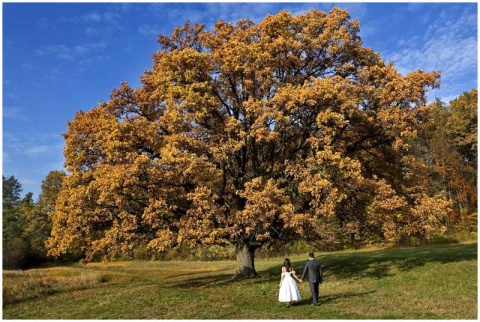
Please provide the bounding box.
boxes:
[3,268,107,305]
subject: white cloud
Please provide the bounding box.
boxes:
[60,7,123,27]
[3,132,66,198]
[37,17,52,29]
[438,94,460,105]
[81,12,102,23]
[3,132,23,150]
[45,67,65,80]
[4,132,64,160]
[138,24,162,36]
[35,42,107,62]
[75,42,106,55]
[20,62,34,70]
[35,44,74,60]
[3,107,29,121]
[24,145,54,157]
[3,151,12,163]
[103,11,121,24]
[384,7,477,100]
[85,27,98,35]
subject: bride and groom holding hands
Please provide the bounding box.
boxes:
[278,252,323,308]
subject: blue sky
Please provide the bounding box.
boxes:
[2,2,478,199]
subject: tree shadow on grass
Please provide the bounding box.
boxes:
[263,243,477,282]
[165,243,476,289]
[319,290,376,305]
[324,242,477,280]
[293,290,376,307]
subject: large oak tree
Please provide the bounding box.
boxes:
[48,8,448,276]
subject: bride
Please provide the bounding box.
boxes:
[278,258,302,307]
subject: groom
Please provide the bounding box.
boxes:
[300,252,323,306]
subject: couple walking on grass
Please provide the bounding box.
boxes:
[278,252,323,308]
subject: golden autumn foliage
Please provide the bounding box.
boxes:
[48,8,448,275]
[415,89,477,231]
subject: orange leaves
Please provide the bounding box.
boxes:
[148,229,176,252]
[288,148,364,222]
[234,177,295,241]
[178,198,221,245]
[365,177,450,243]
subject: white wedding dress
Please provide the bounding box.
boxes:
[279,271,301,302]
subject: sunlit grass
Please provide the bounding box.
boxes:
[3,242,477,319]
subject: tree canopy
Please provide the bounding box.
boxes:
[48,8,448,276]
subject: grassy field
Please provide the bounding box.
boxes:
[3,241,477,319]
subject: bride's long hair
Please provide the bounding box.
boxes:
[283,258,292,272]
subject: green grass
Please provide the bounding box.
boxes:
[3,242,477,319]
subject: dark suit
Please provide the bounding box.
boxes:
[301,258,323,305]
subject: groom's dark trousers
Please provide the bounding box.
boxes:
[309,281,320,305]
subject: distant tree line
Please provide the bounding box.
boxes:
[3,171,65,269]
[416,89,477,232]
[3,89,476,270]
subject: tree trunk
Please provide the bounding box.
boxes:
[235,242,259,278]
